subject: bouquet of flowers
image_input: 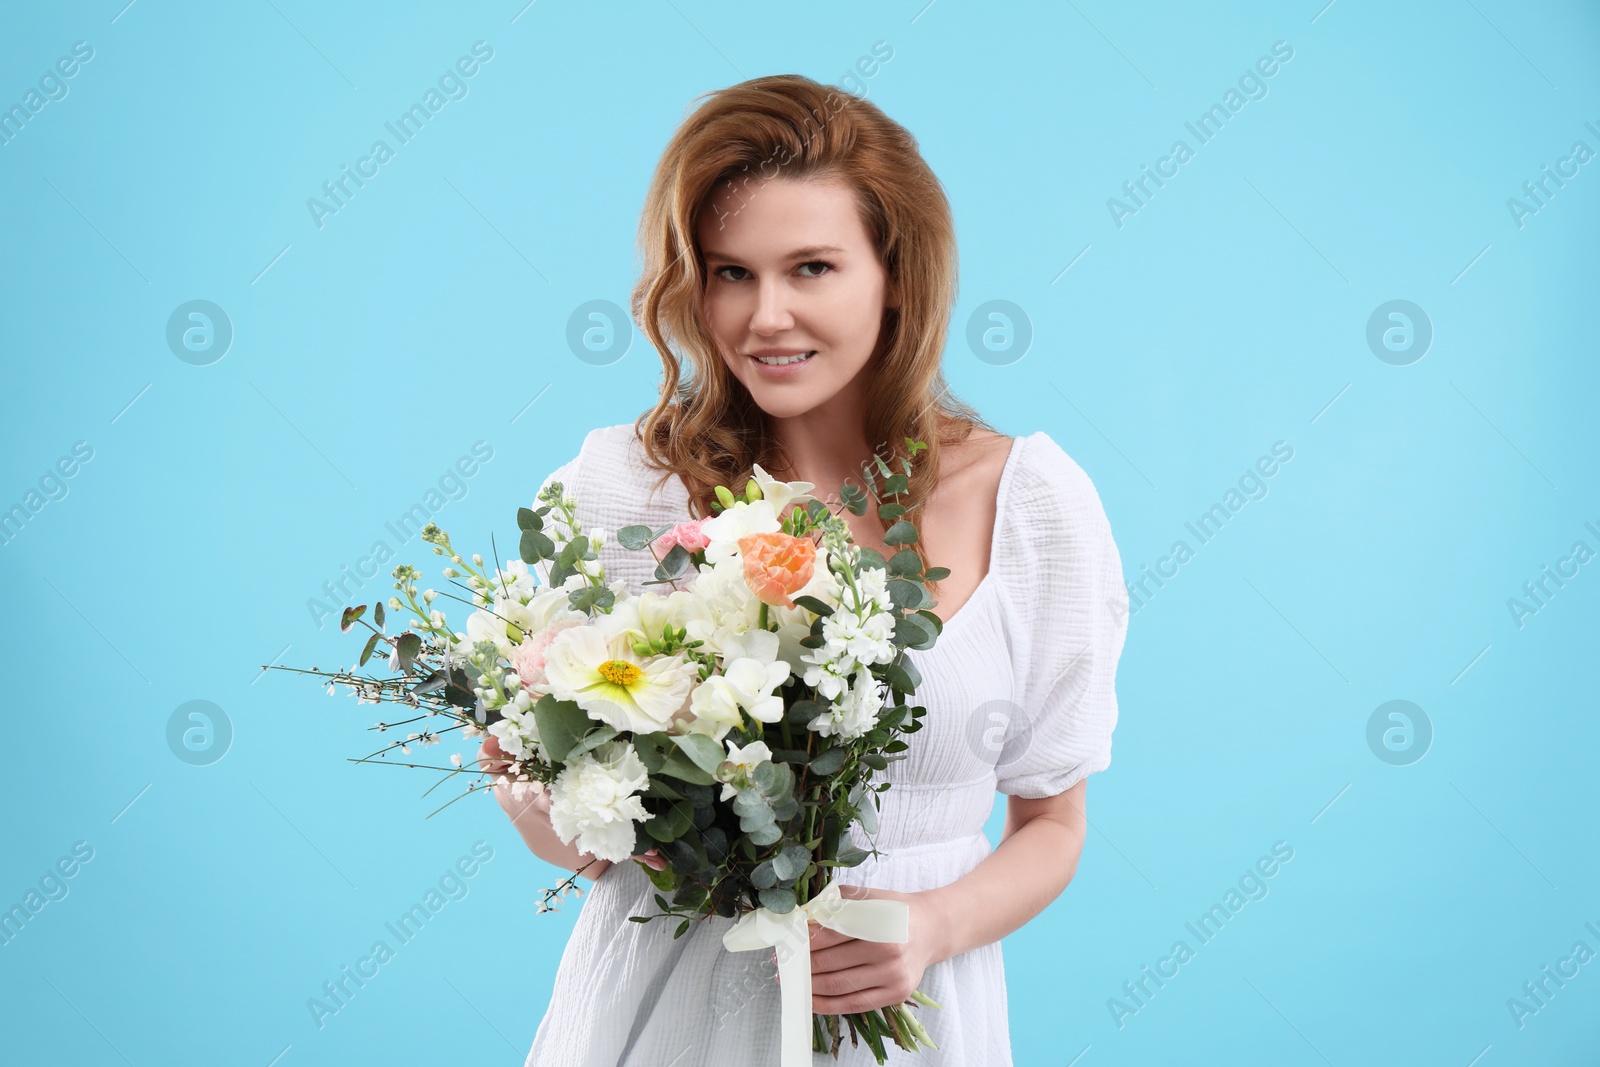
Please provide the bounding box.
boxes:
[270,438,952,1063]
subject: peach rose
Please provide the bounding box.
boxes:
[653,519,712,558]
[737,531,816,609]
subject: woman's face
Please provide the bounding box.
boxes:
[696,175,898,420]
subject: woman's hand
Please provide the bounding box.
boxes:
[800,884,947,1014]
[476,733,668,874]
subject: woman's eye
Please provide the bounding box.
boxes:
[711,262,833,282]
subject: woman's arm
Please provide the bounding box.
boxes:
[922,777,1089,963]
[809,779,1090,1014]
[479,735,611,881]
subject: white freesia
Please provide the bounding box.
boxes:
[547,739,654,863]
[698,498,781,567]
[748,463,816,519]
[543,626,697,734]
[465,605,518,660]
[719,630,791,723]
[684,630,790,740]
[685,676,745,741]
[715,738,774,801]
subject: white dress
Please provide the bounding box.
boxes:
[522,423,1129,1066]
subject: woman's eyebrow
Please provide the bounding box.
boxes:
[702,244,847,262]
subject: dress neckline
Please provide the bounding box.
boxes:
[656,431,1027,636]
[929,433,1025,637]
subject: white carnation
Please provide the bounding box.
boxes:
[547,739,654,863]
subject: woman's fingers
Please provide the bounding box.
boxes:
[477,734,510,776]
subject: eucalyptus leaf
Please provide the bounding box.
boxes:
[669,733,726,777]
[787,700,827,726]
[758,886,796,913]
[631,732,670,773]
[752,761,777,792]
[566,724,620,760]
[808,747,846,776]
[833,843,870,868]
[644,799,693,842]
[886,578,927,610]
[772,845,811,882]
[856,546,888,571]
[887,548,923,577]
[751,859,778,889]
[532,694,593,763]
[616,524,655,550]
[394,631,422,670]
[519,528,554,564]
[882,520,917,546]
[655,543,691,582]
[893,612,937,650]
[839,483,868,516]
[568,585,615,614]
[656,748,715,786]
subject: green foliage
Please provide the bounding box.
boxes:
[882,519,917,546]
[669,733,726,777]
[615,524,655,550]
[791,594,834,617]
[887,548,923,577]
[654,543,693,582]
[532,694,594,762]
[808,747,846,775]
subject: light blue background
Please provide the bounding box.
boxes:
[2,1,1597,1064]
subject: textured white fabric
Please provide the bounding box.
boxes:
[522,423,1128,1066]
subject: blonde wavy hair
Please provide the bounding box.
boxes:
[629,73,994,583]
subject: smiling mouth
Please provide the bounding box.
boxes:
[751,351,816,366]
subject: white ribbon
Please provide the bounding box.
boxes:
[721,881,909,1066]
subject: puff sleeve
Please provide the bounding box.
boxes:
[994,433,1130,798]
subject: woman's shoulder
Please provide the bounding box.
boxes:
[545,423,648,481]
[994,430,1119,567]
[992,431,1107,531]
[543,422,684,515]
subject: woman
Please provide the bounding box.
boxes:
[480,74,1129,1065]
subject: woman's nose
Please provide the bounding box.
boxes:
[749,279,794,332]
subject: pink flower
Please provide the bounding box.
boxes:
[652,519,712,558]
[510,618,586,687]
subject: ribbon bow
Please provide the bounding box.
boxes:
[722,881,909,1066]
